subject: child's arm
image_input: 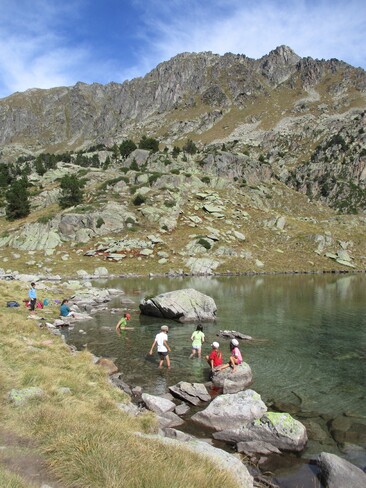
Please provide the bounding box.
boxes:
[163,339,171,352]
[149,339,157,355]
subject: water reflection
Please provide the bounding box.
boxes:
[66,273,366,420]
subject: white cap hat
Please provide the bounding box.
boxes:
[211,341,219,348]
[231,339,239,346]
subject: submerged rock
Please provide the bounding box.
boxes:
[315,452,366,488]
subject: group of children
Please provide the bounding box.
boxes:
[190,324,243,373]
[116,314,243,371]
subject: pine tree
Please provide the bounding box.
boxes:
[59,175,85,209]
[5,179,30,220]
[119,139,137,158]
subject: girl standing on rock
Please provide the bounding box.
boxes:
[190,324,205,359]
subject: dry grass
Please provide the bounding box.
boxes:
[0,466,35,488]
[0,281,241,488]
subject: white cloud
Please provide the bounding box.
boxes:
[134,0,366,70]
[0,0,365,97]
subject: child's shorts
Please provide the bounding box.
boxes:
[192,345,201,350]
[158,351,168,358]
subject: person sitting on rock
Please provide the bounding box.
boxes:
[206,342,223,370]
[190,324,205,359]
[60,299,75,318]
[217,339,242,373]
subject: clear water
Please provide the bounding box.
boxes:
[65,273,365,418]
[64,273,366,483]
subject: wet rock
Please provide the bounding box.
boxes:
[96,357,119,375]
[110,375,132,395]
[175,403,190,416]
[217,330,253,340]
[157,411,184,429]
[142,393,176,415]
[214,412,307,452]
[163,428,193,442]
[192,389,266,431]
[329,415,366,444]
[340,443,366,470]
[169,382,211,406]
[237,440,281,456]
[315,452,366,488]
[139,288,217,322]
[211,362,253,394]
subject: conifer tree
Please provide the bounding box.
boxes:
[59,175,85,209]
[5,179,30,220]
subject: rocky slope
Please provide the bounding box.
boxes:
[0,46,365,154]
[0,46,365,276]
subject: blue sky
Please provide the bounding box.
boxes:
[0,0,365,98]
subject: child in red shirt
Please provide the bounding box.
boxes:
[206,342,223,370]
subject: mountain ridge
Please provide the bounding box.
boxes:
[0,45,364,158]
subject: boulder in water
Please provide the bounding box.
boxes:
[139,288,217,322]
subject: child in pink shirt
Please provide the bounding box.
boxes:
[217,339,242,373]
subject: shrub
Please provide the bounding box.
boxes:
[130,159,139,171]
[133,194,146,206]
[37,214,54,224]
[197,238,211,250]
[183,139,197,154]
[200,176,210,184]
[172,146,181,158]
[96,217,105,228]
[170,169,180,175]
[120,139,137,158]
[164,200,176,208]
[148,173,162,186]
[138,135,159,153]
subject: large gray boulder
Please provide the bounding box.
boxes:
[169,382,211,406]
[211,362,253,393]
[214,412,307,452]
[142,393,176,415]
[139,288,217,322]
[315,452,366,488]
[191,389,267,431]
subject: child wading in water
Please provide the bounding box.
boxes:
[190,324,205,358]
[149,325,171,369]
[206,342,223,371]
[115,312,133,334]
[217,339,242,373]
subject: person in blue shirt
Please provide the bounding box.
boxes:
[60,299,75,317]
[28,282,37,314]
